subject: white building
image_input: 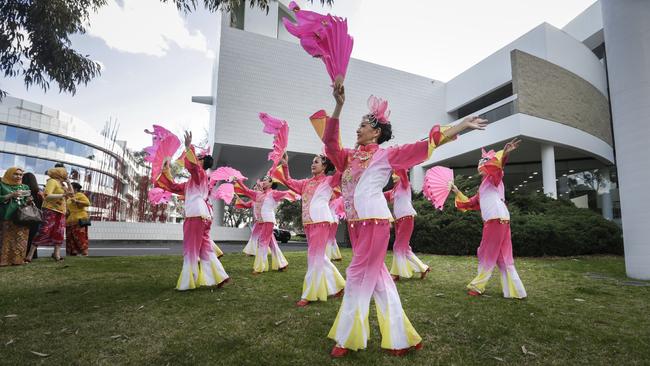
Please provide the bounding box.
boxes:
[198,1,649,279]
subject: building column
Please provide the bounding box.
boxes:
[409,165,425,193]
[603,0,650,279]
[599,167,614,221]
[541,144,557,199]
[212,199,225,226]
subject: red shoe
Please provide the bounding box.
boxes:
[392,275,400,282]
[330,345,348,358]
[420,267,431,280]
[387,342,423,357]
[333,289,344,298]
[296,299,310,307]
[467,290,481,296]
[216,277,230,288]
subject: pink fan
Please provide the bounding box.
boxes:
[282,3,328,58]
[259,113,289,171]
[144,125,181,180]
[282,7,354,82]
[148,187,172,205]
[318,15,354,82]
[211,183,235,204]
[423,166,454,210]
[210,166,246,185]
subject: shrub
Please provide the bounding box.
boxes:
[410,176,623,257]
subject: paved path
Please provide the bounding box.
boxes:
[35,241,308,257]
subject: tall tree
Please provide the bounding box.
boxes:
[0,0,333,99]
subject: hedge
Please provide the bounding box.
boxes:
[408,177,623,257]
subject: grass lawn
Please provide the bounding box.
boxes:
[1,250,649,365]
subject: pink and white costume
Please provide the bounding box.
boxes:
[235,183,293,273]
[326,197,343,261]
[455,149,527,299]
[312,110,454,351]
[385,170,430,279]
[156,146,229,291]
[275,165,345,302]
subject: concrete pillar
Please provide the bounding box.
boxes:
[603,0,650,279]
[541,144,557,199]
[212,199,225,226]
[598,167,614,221]
[410,165,425,193]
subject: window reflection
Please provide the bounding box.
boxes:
[0,152,120,191]
[0,123,121,170]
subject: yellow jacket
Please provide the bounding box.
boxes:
[66,192,90,225]
[43,178,67,213]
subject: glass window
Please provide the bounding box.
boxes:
[56,137,68,154]
[0,125,6,141]
[28,129,39,146]
[0,152,15,168]
[35,158,49,175]
[45,134,58,151]
[37,132,49,149]
[15,128,31,145]
[24,157,37,173]
[71,141,84,158]
[3,125,17,143]
[14,154,25,169]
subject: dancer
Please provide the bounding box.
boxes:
[316,81,486,357]
[236,186,259,257]
[274,154,345,306]
[326,196,343,261]
[155,131,229,291]
[452,138,526,299]
[385,170,430,281]
[234,175,294,274]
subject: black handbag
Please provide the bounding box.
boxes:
[14,202,43,225]
[78,218,92,227]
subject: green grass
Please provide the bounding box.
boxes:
[1,251,649,365]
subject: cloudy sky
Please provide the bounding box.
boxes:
[1,0,596,150]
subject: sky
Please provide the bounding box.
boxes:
[0,0,597,151]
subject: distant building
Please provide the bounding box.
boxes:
[0,96,169,222]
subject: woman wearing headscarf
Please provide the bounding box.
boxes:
[66,182,91,256]
[0,167,31,266]
[25,167,72,262]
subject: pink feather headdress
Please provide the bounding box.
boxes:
[479,148,496,167]
[366,95,391,125]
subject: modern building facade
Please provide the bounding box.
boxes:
[199,1,648,278]
[0,96,158,222]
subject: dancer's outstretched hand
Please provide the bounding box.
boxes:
[184,131,192,148]
[504,138,522,155]
[462,116,488,130]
